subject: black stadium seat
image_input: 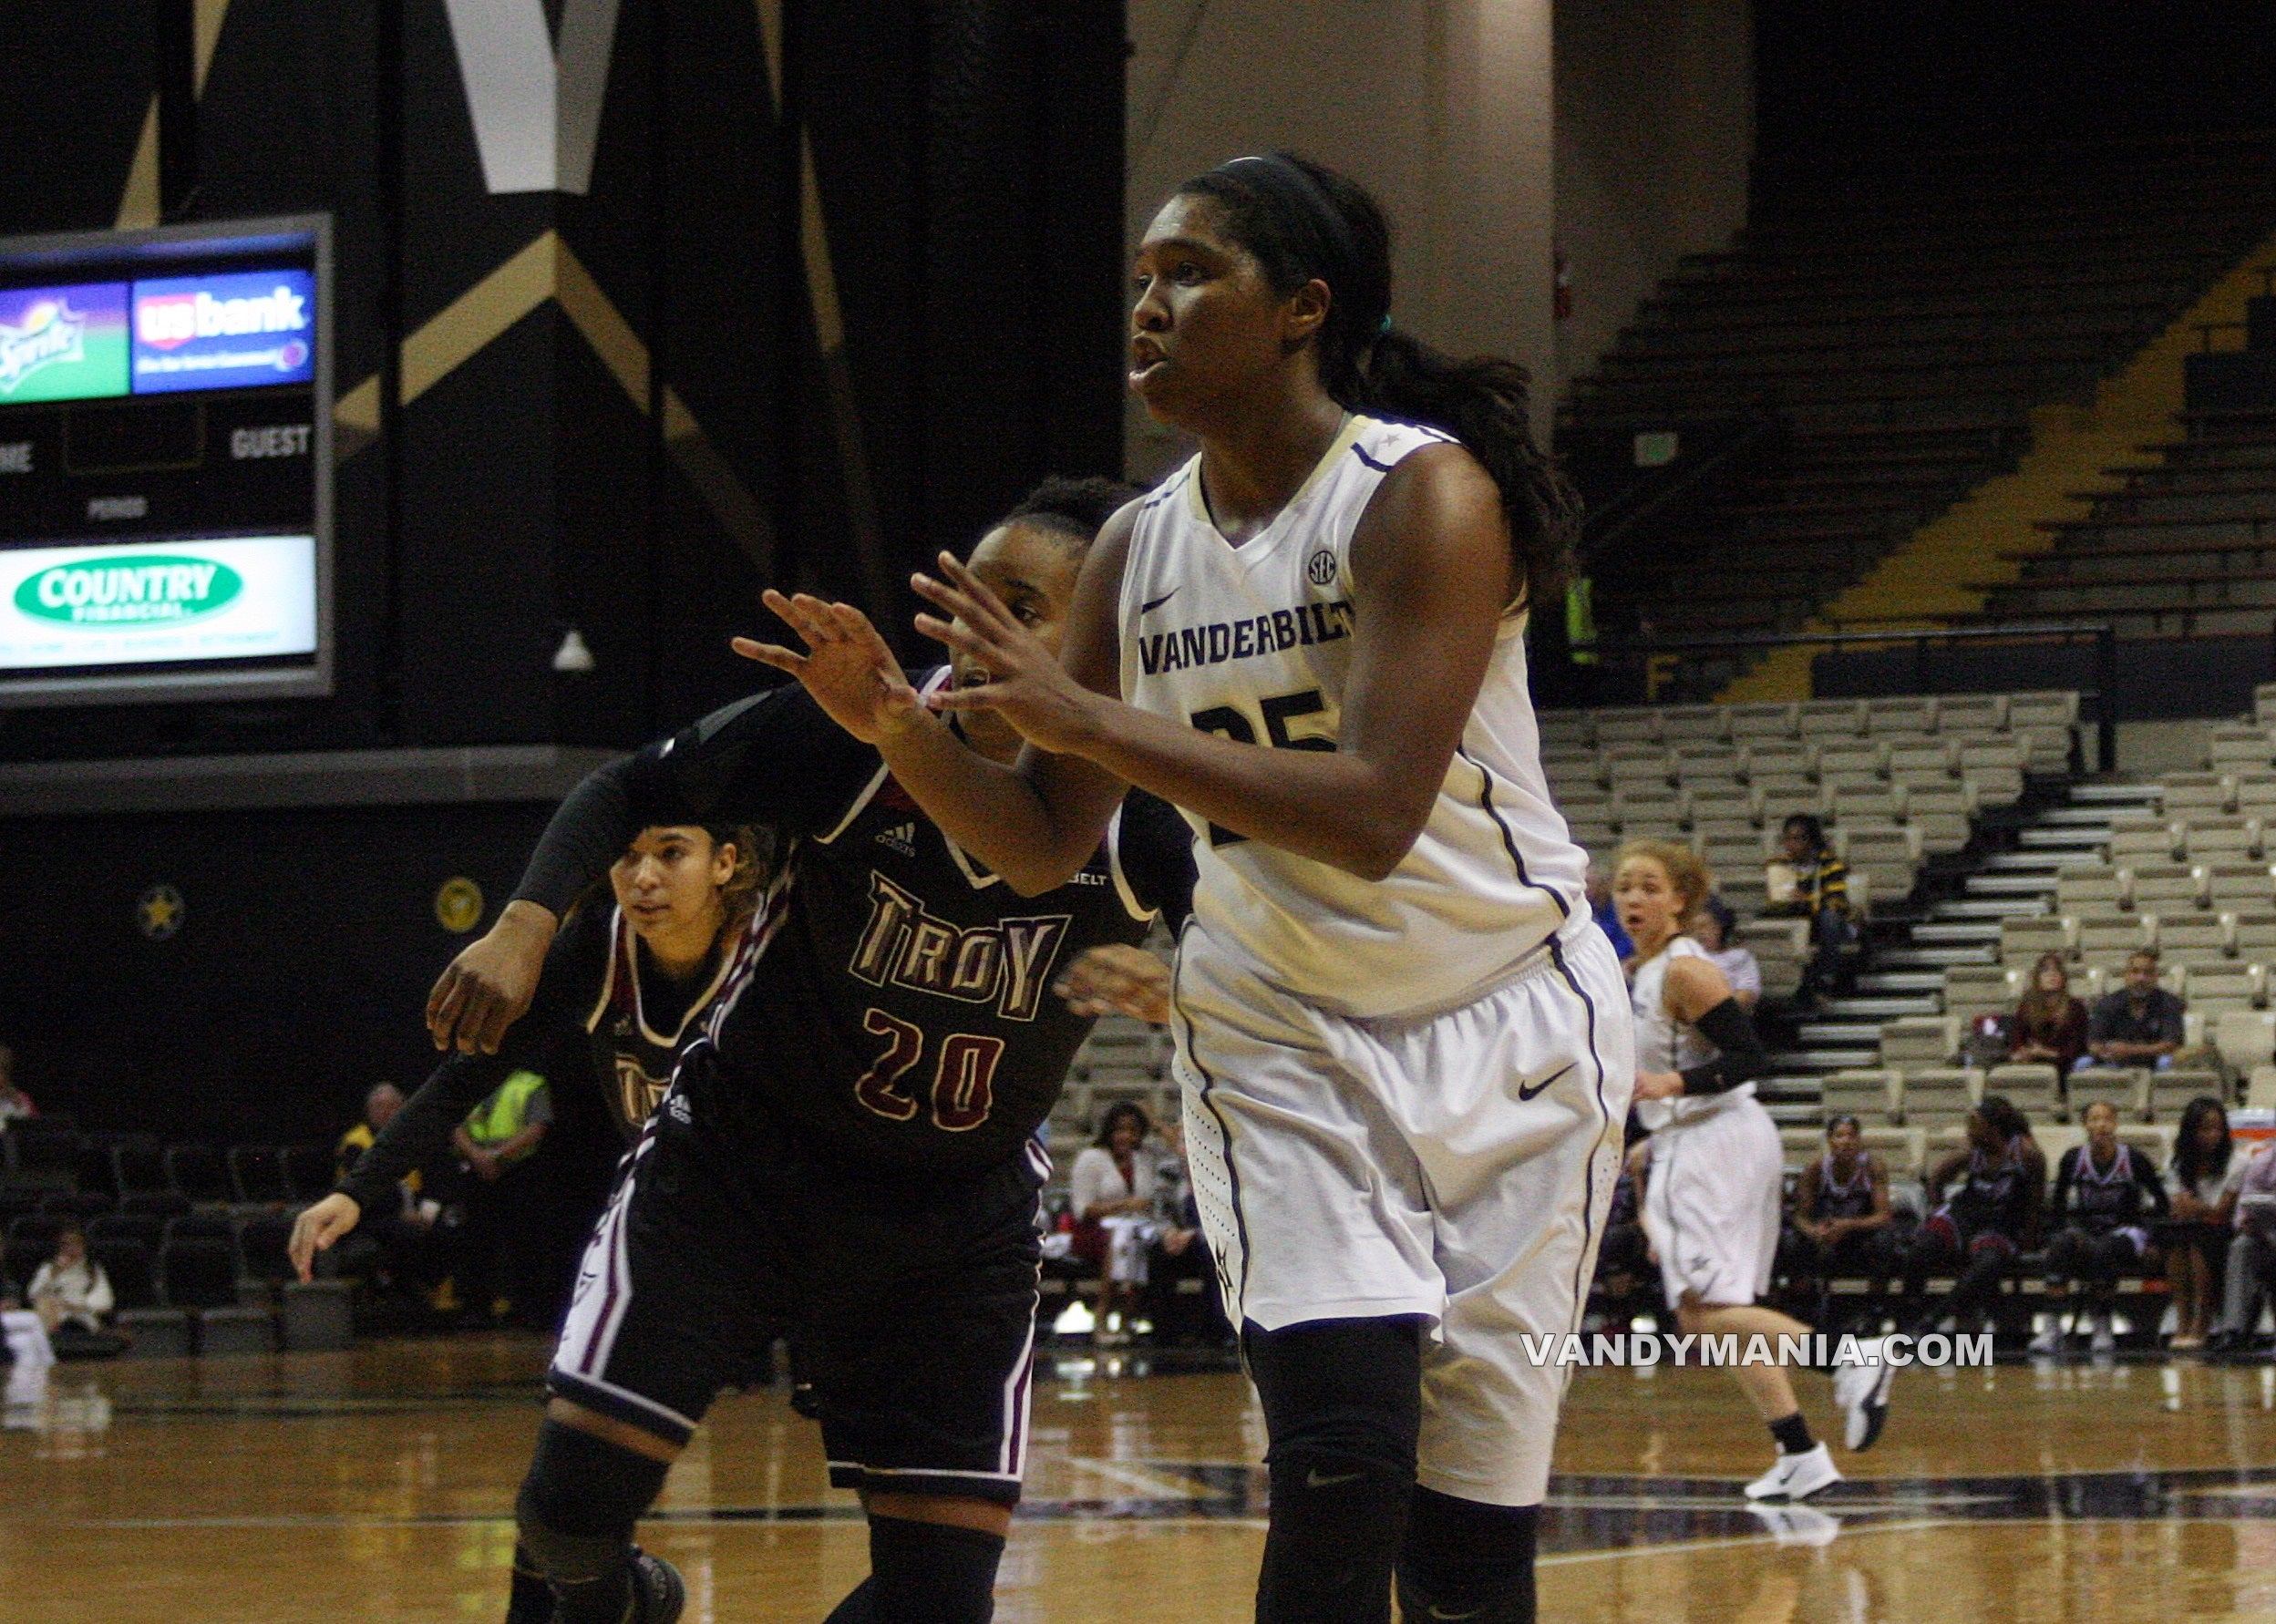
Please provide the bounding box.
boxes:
[164,1145,230,1205]
[41,1190,114,1221]
[111,1143,169,1197]
[88,1212,164,1253]
[90,1237,159,1311]
[6,1125,82,1188]
[163,1212,235,1248]
[282,1146,335,1202]
[237,1213,298,1287]
[4,1214,62,1285]
[75,1143,120,1198]
[120,1190,191,1222]
[160,1238,241,1311]
[0,1189,44,1227]
[228,1146,291,1205]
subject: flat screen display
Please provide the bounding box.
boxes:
[0,215,330,705]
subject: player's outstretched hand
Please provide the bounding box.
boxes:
[1056,944,1172,1025]
[289,1193,362,1283]
[735,591,931,745]
[912,552,1099,753]
[427,900,557,1054]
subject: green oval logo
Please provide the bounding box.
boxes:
[14,554,243,628]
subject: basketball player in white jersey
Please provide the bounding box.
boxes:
[741,151,1631,1623]
[1614,842,1894,1499]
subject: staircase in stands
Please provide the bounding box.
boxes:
[1760,778,2159,1119]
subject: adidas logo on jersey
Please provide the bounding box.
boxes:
[875,821,918,857]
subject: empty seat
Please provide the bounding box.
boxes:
[1660,706,1729,744]
[1820,1069,1899,1125]
[89,1236,158,1311]
[1866,696,1938,736]
[1831,786,1903,822]
[1889,740,1957,784]
[2147,1070,2227,1123]
[1903,783,1975,854]
[2187,962,2262,1011]
[1881,1016,1961,1069]
[2006,692,2080,732]
[119,1190,191,1222]
[2231,913,2276,961]
[227,1147,292,1206]
[2058,870,2126,914]
[109,1143,170,1200]
[1595,713,1663,745]
[2216,1008,2276,1071]
[2127,865,2202,911]
[2162,774,2233,818]
[2209,725,2276,770]
[1728,704,1797,740]
[164,1146,229,1205]
[2076,915,2152,970]
[3,1214,63,1286]
[1897,1067,1979,1130]
[40,1190,112,1221]
[1944,965,2021,1023]
[160,1237,241,1310]
[2066,1067,2145,1123]
[87,1211,163,1253]
[2206,866,2276,911]
[2001,914,2073,965]
[1937,694,2006,734]
[5,1125,81,1189]
[1985,1063,2063,1123]
[2151,914,2229,962]
[2234,772,2276,817]
[2108,822,2182,865]
[1797,700,1865,739]
[283,1146,335,1202]
[2185,820,2262,862]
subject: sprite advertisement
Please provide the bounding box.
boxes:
[0,536,316,672]
[0,283,129,403]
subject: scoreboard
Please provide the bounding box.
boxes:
[0,215,331,706]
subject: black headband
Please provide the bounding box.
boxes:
[1213,154,1365,314]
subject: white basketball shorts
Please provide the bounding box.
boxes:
[1642,1091,1783,1311]
[1170,919,1635,1506]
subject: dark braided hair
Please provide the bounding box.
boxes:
[1174,152,1576,612]
[1975,1094,2033,1146]
[998,475,1143,555]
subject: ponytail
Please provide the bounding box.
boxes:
[1179,152,1577,612]
[1354,327,1576,612]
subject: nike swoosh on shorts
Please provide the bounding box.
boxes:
[1518,1063,1576,1102]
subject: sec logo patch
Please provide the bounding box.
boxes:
[1306,549,1337,585]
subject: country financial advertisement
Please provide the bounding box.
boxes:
[131,270,316,394]
[0,536,317,672]
[0,283,129,403]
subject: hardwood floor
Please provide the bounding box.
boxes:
[18,1337,2276,1620]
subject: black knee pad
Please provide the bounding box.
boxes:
[1397,1487,1539,1624]
[514,1419,673,1584]
[867,1516,1004,1624]
[1245,1318,1426,1624]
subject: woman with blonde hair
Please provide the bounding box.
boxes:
[1615,839,1894,1500]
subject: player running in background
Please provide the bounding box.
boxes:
[294,816,764,1621]
[310,477,1193,1624]
[744,152,1629,1624]
[1615,841,1894,1503]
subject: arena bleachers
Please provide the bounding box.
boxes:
[1565,139,2276,642]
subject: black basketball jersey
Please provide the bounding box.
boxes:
[1813,1153,1877,1222]
[512,673,1197,1177]
[336,899,739,1214]
[2053,1142,2168,1234]
[1944,1137,2035,1239]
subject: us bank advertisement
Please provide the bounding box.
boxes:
[0,536,317,670]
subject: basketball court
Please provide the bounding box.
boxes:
[14,1341,2276,1622]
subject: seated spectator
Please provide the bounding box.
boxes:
[2166,1096,2241,1351]
[335,1082,407,1182]
[1901,1095,2045,1337]
[2078,951,2185,1072]
[1694,896,1761,1010]
[27,1228,127,1358]
[1588,863,1633,960]
[1141,1120,1231,1347]
[2034,1100,2168,1353]
[0,1043,35,1124]
[1070,1102,1157,1346]
[2210,1139,2276,1354]
[450,1069,552,1322]
[1761,814,1854,1002]
[1591,1136,1653,1328]
[2009,953,2089,1077]
[1789,1115,1902,1332]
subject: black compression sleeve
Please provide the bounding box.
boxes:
[337,1051,509,1213]
[1678,997,1771,1096]
[513,756,640,918]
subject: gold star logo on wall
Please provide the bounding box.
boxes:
[137,884,185,940]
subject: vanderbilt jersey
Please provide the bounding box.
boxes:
[1118,413,1588,1018]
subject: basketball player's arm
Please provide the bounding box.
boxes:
[911,446,1515,883]
[1922,1149,1968,1208]
[2138,1157,2170,1218]
[2024,1144,2051,1249]
[1637,957,1769,1101]
[1863,1160,1893,1230]
[1794,1163,1825,1234]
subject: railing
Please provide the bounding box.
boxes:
[1574,415,1787,569]
[1575,622,2118,770]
